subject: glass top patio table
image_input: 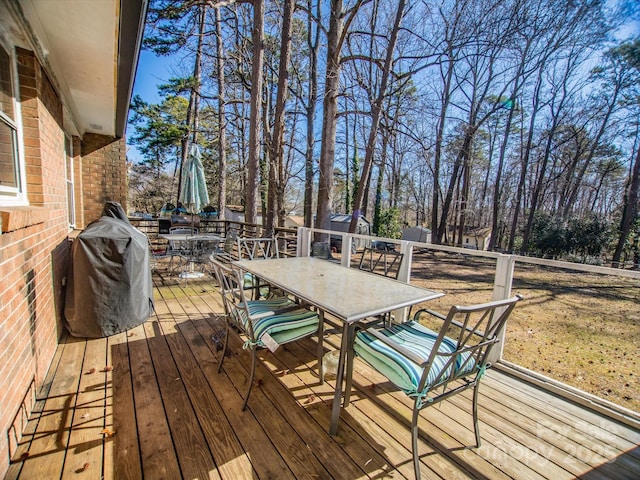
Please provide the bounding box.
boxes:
[233,256,444,435]
[159,233,223,242]
[159,233,223,278]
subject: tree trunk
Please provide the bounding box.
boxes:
[508,69,543,252]
[177,3,206,205]
[349,0,406,233]
[316,0,344,238]
[612,146,640,266]
[264,0,294,234]
[431,54,454,244]
[304,0,320,228]
[215,6,227,220]
[246,0,264,225]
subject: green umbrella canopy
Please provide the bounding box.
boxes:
[179,145,209,214]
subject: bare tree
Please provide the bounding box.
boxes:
[611,39,640,266]
[304,0,321,227]
[316,0,366,239]
[214,5,228,219]
[246,0,264,225]
[349,0,406,233]
[264,0,295,233]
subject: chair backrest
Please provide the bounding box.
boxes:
[237,237,279,260]
[210,258,254,336]
[212,231,239,262]
[311,242,333,260]
[223,231,238,251]
[415,295,522,393]
[358,247,404,279]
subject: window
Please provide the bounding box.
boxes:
[0,42,25,203]
[65,134,75,227]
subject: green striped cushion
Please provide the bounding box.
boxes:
[231,297,319,348]
[243,272,271,298]
[354,321,476,397]
[252,307,320,347]
[232,297,295,330]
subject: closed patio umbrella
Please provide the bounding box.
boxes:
[178,144,210,279]
[179,144,209,216]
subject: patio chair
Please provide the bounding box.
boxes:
[167,226,198,272]
[237,236,279,260]
[358,247,404,280]
[236,237,280,298]
[346,295,522,480]
[147,234,170,276]
[358,247,406,326]
[211,258,324,410]
[212,231,238,263]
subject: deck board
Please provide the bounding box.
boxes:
[111,330,144,480]
[7,275,640,479]
[60,335,107,478]
[15,336,85,479]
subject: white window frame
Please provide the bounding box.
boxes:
[64,134,75,228]
[0,38,27,206]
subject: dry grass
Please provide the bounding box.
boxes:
[406,251,640,413]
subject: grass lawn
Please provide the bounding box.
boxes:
[407,251,640,413]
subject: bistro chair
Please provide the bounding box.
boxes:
[167,226,198,272]
[211,258,324,410]
[346,295,522,480]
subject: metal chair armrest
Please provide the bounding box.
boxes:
[413,308,446,321]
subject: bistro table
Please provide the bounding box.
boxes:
[159,233,223,278]
[233,256,444,435]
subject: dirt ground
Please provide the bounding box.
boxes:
[403,251,640,413]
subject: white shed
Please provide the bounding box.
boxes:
[402,226,431,244]
[224,205,263,225]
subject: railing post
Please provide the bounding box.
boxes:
[397,241,412,283]
[298,227,311,257]
[489,253,515,364]
[392,241,414,323]
[342,233,352,267]
[493,253,515,301]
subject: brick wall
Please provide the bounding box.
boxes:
[80,133,127,227]
[0,46,128,477]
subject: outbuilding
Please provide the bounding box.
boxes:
[402,225,432,244]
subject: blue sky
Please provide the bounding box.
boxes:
[126,49,178,162]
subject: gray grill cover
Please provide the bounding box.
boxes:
[64,202,154,337]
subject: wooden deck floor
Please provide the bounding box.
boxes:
[5,275,640,479]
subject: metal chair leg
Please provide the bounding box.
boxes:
[411,403,422,480]
[242,347,258,411]
[216,323,230,374]
[472,381,482,447]
[344,325,356,407]
[317,311,325,384]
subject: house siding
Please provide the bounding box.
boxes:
[0,46,128,478]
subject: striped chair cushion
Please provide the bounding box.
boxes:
[252,307,320,347]
[232,296,295,330]
[231,297,319,348]
[244,272,271,298]
[353,321,477,397]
